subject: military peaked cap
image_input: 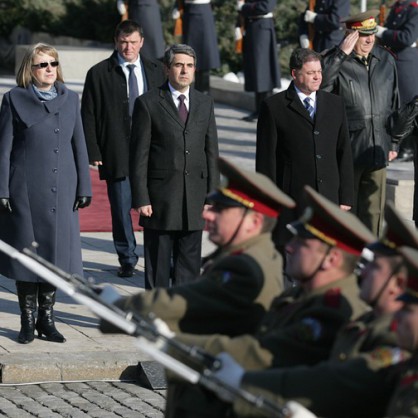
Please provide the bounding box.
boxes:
[207,157,296,218]
[287,186,376,255]
[342,10,379,34]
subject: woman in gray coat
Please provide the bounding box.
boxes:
[0,44,92,344]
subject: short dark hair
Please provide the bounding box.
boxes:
[114,19,144,39]
[289,48,322,72]
[163,44,197,68]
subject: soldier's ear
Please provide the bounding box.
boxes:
[291,69,297,80]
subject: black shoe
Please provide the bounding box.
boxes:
[118,264,135,278]
[242,111,258,122]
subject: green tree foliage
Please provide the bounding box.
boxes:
[0,0,384,75]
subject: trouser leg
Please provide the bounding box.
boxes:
[106,177,138,267]
[143,229,172,289]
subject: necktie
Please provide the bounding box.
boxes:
[128,64,139,116]
[178,94,188,123]
[304,97,314,120]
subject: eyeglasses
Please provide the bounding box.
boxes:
[32,61,59,69]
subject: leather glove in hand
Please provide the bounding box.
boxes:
[285,401,318,418]
[73,196,92,211]
[304,10,317,23]
[0,198,12,213]
[117,0,127,15]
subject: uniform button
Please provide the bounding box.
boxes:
[51,207,56,213]
[316,154,322,159]
[339,353,347,361]
[185,150,190,155]
[314,131,319,135]
[54,148,59,153]
[51,187,57,192]
[52,168,58,173]
[54,128,60,133]
[185,171,189,176]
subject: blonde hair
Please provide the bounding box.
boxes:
[16,43,64,88]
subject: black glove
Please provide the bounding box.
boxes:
[0,198,12,213]
[73,196,92,211]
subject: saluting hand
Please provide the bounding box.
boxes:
[340,30,359,56]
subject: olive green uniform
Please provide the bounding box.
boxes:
[117,233,283,336]
[235,312,410,418]
[166,274,369,417]
[386,355,418,418]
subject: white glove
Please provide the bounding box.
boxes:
[213,352,244,389]
[285,401,318,418]
[299,34,310,48]
[304,10,317,23]
[153,317,175,339]
[237,0,244,11]
[375,25,387,38]
[172,7,181,20]
[117,0,127,15]
[235,27,243,41]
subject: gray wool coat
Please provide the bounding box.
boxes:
[0,82,92,282]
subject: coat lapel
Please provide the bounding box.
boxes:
[286,82,313,124]
[158,82,188,127]
[9,82,68,128]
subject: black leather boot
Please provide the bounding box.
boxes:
[16,281,37,344]
[36,283,66,343]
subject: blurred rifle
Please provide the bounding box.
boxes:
[0,239,298,418]
[174,0,184,37]
[308,0,316,49]
[123,1,129,20]
[235,12,244,54]
[379,0,386,25]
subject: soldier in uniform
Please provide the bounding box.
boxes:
[102,157,295,336]
[216,202,418,418]
[321,10,400,237]
[376,0,418,161]
[299,0,350,52]
[163,185,373,417]
[385,246,418,417]
[237,0,281,122]
[173,0,220,93]
[117,0,165,59]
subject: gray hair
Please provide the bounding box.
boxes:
[163,44,197,68]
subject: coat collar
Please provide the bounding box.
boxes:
[286,81,315,124]
[9,82,69,128]
[158,81,201,127]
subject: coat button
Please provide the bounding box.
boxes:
[54,128,60,133]
[185,170,189,176]
[54,149,59,153]
[314,131,319,135]
[51,187,57,192]
[52,168,58,173]
[185,150,190,155]
[316,154,322,159]
[51,207,56,213]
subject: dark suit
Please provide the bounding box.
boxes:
[81,51,165,268]
[256,82,354,248]
[130,82,219,288]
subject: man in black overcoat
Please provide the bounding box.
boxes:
[81,20,165,278]
[129,43,219,289]
[256,48,354,252]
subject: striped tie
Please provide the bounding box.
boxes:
[304,97,314,120]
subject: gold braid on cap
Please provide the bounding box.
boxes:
[220,188,255,209]
[305,223,337,247]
